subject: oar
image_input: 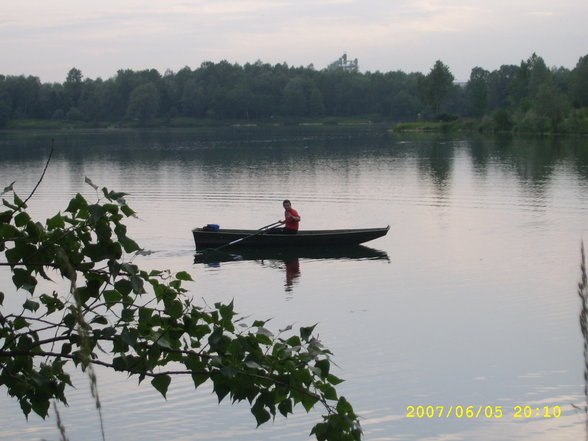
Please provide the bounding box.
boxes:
[203,221,282,253]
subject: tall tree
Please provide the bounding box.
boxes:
[64,67,83,108]
[570,55,588,108]
[466,67,489,117]
[525,54,568,131]
[282,77,307,116]
[419,60,454,115]
[126,82,160,123]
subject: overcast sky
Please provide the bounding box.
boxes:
[2,0,586,83]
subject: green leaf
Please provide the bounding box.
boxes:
[65,193,88,214]
[336,396,354,415]
[0,210,12,224]
[320,384,338,401]
[257,327,274,338]
[47,213,65,229]
[22,299,39,312]
[251,398,271,427]
[130,275,144,294]
[0,291,4,306]
[84,176,98,190]
[121,204,136,217]
[12,268,37,293]
[315,359,330,378]
[88,204,105,223]
[121,308,135,322]
[301,394,319,412]
[285,335,302,347]
[121,330,138,348]
[310,422,329,441]
[327,373,345,386]
[213,377,231,403]
[300,324,317,342]
[91,315,108,325]
[61,343,72,355]
[1,181,15,195]
[278,398,293,417]
[221,365,238,379]
[14,212,31,227]
[164,299,183,318]
[120,236,140,253]
[114,279,133,295]
[175,271,193,281]
[0,223,19,239]
[106,190,129,201]
[191,373,208,390]
[256,333,273,346]
[13,193,25,209]
[31,396,50,418]
[104,289,122,306]
[13,317,29,330]
[151,375,171,399]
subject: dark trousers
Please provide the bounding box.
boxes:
[266,227,297,234]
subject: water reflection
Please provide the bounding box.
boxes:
[194,245,389,293]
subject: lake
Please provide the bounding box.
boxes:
[1,126,588,441]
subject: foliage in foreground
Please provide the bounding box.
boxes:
[0,179,361,441]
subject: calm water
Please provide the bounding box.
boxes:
[1,127,588,441]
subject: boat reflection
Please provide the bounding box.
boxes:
[194,245,389,293]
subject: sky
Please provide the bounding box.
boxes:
[1,0,587,83]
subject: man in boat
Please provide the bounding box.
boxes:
[276,200,300,234]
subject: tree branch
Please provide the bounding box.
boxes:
[0,349,327,405]
[17,141,55,211]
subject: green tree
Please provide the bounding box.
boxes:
[486,64,519,110]
[419,60,455,116]
[523,54,568,132]
[126,82,160,124]
[0,99,9,127]
[0,176,362,441]
[570,55,588,108]
[64,68,83,109]
[466,67,489,117]
[308,87,326,117]
[282,77,307,116]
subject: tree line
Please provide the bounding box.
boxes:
[1,53,587,133]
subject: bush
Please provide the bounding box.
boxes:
[492,109,514,132]
[0,177,362,441]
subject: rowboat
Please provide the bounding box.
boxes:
[192,226,389,250]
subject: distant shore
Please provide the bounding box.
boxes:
[2,116,587,136]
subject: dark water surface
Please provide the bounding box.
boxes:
[1,127,588,440]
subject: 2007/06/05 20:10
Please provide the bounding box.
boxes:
[406,405,563,419]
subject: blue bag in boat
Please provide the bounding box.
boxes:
[203,224,220,231]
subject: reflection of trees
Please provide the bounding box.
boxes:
[414,137,455,200]
[2,127,588,196]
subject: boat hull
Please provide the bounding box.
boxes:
[192,226,389,249]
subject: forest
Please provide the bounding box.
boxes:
[1,53,587,133]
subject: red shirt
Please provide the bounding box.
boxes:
[284,208,300,231]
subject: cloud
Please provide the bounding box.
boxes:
[1,0,586,82]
